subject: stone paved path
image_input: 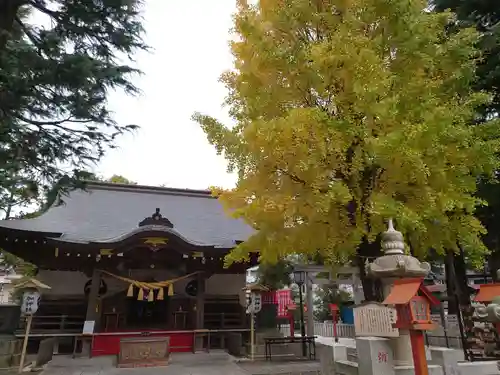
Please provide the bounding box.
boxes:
[40,352,249,375]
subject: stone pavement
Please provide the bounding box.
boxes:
[236,359,321,375]
[39,351,322,375]
[40,351,249,375]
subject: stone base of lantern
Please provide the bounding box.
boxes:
[380,279,415,366]
[390,329,414,366]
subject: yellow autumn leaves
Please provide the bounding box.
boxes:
[193,0,499,267]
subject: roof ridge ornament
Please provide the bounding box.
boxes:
[138,208,174,228]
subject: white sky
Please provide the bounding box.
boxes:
[93,0,238,189]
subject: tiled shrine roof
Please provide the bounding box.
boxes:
[0,182,255,247]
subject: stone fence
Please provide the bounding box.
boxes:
[317,338,499,375]
[280,314,464,349]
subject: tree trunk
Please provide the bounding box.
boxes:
[0,0,22,51]
[357,237,383,302]
[445,249,471,314]
[445,250,458,314]
[488,249,500,282]
[455,247,471,306]
[356,253,374,302]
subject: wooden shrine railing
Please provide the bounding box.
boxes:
[17,311,245,334]
[18,314,85,333]
[204,312,244,330]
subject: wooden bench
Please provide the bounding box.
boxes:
[264,336,316,361]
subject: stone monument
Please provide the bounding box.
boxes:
[366,219,431,366]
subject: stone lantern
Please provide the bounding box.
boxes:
[366,219,431,366]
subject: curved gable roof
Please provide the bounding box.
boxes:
[0,182,255,247]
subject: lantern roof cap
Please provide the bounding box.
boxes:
[474,283,500,303]
[366,219,431,278]
[382,278,439,306]
[13,277,51,291]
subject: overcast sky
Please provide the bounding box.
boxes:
[93,1,238,189]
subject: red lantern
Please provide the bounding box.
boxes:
[383,278,439,375]
[384,279,437,331]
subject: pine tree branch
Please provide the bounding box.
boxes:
[0,0,25,50]
[28,0,59,20]
[16,114,94,130]
[14,16,38,46]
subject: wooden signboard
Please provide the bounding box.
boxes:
[118,337,170,368]
[354,302,399,338]
[82,320,95,336]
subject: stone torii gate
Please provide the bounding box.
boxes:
[293,264,363,336]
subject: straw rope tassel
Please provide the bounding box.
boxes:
[137,288,144,300]
[148,289,154,302]
[168,283,174,296]
[127,284,134,297]
[157,287,164,300]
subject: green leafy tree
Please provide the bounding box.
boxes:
[0,0,146,206]
[194,0,499,277]
[0,174,38,219]
[106,175,137,185]
[0,251,36,277]
[84,173,137,185]
[256,260,293,290]
[314,285,352,322]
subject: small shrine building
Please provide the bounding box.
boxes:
[0,182,259,355]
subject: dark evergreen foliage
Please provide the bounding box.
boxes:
[0,0,147,213]
[433,0,500,120]
[433,1,500,280]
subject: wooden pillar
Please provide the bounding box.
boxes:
[196,273,206,329]
[409,330,429,375]
[195,273,206,351]
[82,269,101,356]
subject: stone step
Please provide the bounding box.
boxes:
[248,352,296,360]
[246,343,294,356]
[346,347,358,362]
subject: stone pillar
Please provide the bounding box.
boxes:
[366,219,431,367]
[429,347,461,375]
[82,269,102,356]
[352,274,364,305]
[356,337,395,375]
[380,278,414,366]
[306,275,314,337]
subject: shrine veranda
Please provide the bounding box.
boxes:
[0,182,259,356]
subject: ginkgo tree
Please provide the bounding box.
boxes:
[193,0,500,267]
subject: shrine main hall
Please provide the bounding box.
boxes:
[0,181,258,356]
